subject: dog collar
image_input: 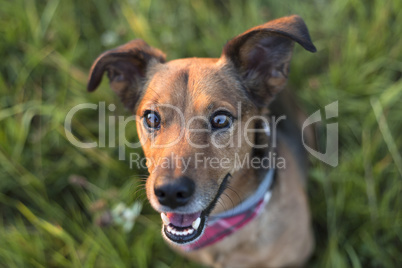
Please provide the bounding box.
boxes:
[181,168,275,251]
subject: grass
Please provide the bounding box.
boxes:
[0,0,401,267]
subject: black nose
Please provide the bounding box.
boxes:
[154,176,195,209]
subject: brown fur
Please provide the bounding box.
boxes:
[88,15,316,267]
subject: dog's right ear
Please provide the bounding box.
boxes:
[87,39,165,110]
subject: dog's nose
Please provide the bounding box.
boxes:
[154,176,195,209]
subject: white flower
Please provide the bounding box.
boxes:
[111,202,143,232]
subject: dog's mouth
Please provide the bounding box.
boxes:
[159,173,230,245]
[161,211,206,244]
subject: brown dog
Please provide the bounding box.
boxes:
[88,15,316,267]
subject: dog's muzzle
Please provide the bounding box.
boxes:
[157,174,230,245]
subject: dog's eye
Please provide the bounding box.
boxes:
[210,112,233,130]
[144,110,161,129]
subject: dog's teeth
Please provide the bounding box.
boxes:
[165,218,199,237]
[192,217,201,230]
[161,213,170,225]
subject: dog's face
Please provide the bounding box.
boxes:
[137,58,258,243]
[88,15,315,245]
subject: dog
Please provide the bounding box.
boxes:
[87,15,316,267]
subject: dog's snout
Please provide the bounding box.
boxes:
[154,176,195,209]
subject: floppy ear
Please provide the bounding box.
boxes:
[221,15,316,106]
[87,39,165,110]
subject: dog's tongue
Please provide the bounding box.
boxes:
[166,212,201,227]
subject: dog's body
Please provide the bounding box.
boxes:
[184,137,313,267]
[88,15,316,267]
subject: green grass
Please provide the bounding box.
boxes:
[1,0,401,267]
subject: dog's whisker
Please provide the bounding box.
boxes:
[128,176,149,180]
[132,187,146,197]
[225,185,243,204]
[134,192,148,202]
[139,85,162,103]
[216,200,227,211]
[222,193,236,210]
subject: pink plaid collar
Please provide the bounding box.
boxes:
[181,168,275,251]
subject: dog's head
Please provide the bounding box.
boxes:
[88,15,315,245]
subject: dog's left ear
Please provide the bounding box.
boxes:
[221,15,316,106]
